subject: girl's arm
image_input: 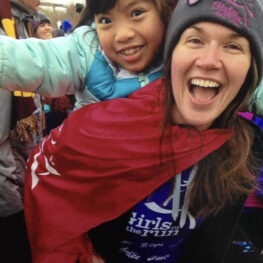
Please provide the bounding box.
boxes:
[0,26,96,97]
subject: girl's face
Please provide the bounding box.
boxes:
[95,0,164,72]
[170,22,251,130]
[36,22,53,39]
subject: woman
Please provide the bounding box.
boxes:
[33,16,53,39]
[24,0,263,262]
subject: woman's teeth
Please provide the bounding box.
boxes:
[190,78,220,101]
[191,79,220,88]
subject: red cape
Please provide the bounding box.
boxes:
[0,0,12,20]
[24,79,232,262]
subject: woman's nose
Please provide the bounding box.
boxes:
[196,43,222,69]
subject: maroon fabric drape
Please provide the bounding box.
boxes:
[0,0,12,19]
[24,79,232,263]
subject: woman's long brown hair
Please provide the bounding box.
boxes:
[162,57,260,218]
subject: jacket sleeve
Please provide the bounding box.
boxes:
[248,81,263,117]
[0,26,97,97]
[252,117,263,200]
[0,89,24,216]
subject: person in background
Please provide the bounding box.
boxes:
[43,95,75,134]
[10,0,40,38]
[53,28,64,37]
[24,0,263,262]
[0,0,43,262]
[33,15,53,39]
[61,19,73,35]
[33,16,75,134]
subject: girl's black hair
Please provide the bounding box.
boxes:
[77,0,118,26]
[86,0,118,20]
[78,0,178,28]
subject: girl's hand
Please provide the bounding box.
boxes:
[90,255,105,263]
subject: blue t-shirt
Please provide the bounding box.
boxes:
[116,167,201,262]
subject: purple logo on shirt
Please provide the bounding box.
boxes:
[211,0,255,27]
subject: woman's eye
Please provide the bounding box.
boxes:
[131,9,144,17]
[186,37,203,47]
[187,38,202,44]
[99,17,111,24]
[226,44,241,50]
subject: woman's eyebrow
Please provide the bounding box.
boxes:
[187,25,247,40]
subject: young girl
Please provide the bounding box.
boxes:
[0,0,177,108]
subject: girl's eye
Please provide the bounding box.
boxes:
[131,9,144,17]
[99,17,112,24]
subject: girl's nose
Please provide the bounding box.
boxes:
[115,25,135,43]
[196,42,222,70]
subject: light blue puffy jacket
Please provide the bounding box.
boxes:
[0,25,163,109]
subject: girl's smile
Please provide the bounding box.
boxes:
[95,0,164,72]
[117,45,144,63]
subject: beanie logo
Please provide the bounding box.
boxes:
[211,0,255,27]
[187,0,201,5]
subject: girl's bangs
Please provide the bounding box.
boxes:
[88,0,118,16]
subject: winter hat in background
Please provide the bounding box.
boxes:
[164,0,263,84]
[61,20,73,34]
[33,14,51,34]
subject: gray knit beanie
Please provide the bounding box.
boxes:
[164,0,263,83]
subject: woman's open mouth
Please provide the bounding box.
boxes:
[189,78,221,102]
